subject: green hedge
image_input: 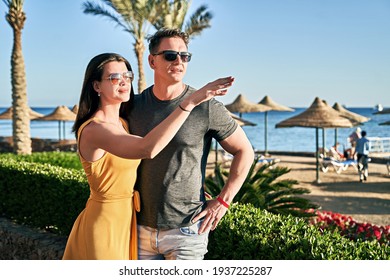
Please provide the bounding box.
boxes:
[0,157,88,235]
[1,152,389,259]
[206,203,389,260]
[0,152,82,170]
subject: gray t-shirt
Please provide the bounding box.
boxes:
[129,85,238,229]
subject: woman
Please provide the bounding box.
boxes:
[62,53,234,260]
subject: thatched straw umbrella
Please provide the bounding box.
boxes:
[214,112,256,164]
[333,103,370,123]
[225,94,271,117]
[224,94,271,153]
[36,105,76,140]
[229,112,257,127]
[0,107,44,144]
[0,106,43,120]
[275,97,354,183]
[213,112,257,167]
[258,95,294,155]
[332,102,370,147]
[71,104,79,114]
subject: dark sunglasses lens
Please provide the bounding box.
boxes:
[162,51,191,62]
[164,52,178,61]
[180,53,191,62]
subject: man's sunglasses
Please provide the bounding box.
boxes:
[152,50,192,62]
[105,71,134,85]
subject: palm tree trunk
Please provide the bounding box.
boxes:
[134,38,146,94]
[11,27,32,155]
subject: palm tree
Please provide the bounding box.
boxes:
[82,0,213,93]
[83,0,158,94]
[153,0,213,39]
[3,0,32,155]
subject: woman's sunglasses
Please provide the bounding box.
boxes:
[152,50,192,62]
[105,71,134,85]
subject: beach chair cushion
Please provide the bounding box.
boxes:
[321,157,358,174]
[257,157,280,164]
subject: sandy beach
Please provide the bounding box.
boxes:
[207,152,390,226]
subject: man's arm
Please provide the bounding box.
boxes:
[193,126,254,234]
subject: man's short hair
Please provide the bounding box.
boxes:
[147,28,190,54]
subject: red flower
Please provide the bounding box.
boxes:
[310,210,389,245]
[373,229,382,240]
[357,226,365,233]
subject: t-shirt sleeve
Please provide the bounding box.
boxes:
[209,98,238,141]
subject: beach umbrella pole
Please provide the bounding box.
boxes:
[58,121,61,140]
[316,128,320,184]
[264,111,268,155]
[63,121,66,141]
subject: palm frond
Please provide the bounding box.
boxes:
[2,0,11,7]
[168,0,188,29]
[204,155,319,217]
[151,0,188,30]
[203,180,220,198]
[267,196,318,208]
[2,0,24,9]
[82,1,133,34]
[184,4,213,38]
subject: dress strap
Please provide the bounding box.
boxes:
[77,118,99,145]
[76,117,129,161]
[77,117,128,139]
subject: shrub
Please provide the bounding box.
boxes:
[0,157,88,235]
[0,151,82,170]
[205,158,319,217]
[1,152,388,260]
[206,203,389,260]
[310,210,390,245]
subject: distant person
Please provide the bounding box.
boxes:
[354,130,370,182]
[347,127,362,159]
[129,28,254,260]
[62,52,235,260]
[330,142,345,161]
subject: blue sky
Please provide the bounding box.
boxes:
[1,0,389,108]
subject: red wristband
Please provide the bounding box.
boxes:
[217,196,229,208]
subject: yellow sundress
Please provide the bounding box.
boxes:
[62,118,140,260]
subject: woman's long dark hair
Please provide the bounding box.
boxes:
[73,53,135,138]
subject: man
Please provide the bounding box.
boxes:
[348,127,361,159]
[129,28,254,260]
[354,130,370,182]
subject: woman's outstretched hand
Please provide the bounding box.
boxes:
[182,76,235,110]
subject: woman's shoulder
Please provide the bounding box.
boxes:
[77,118,98,138]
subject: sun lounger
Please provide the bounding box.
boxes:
[221,151,280,167]
[320,157,358,174]
[257,156,280,165]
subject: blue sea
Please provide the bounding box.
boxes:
[1,107,389,153]
[240,107,390,153]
